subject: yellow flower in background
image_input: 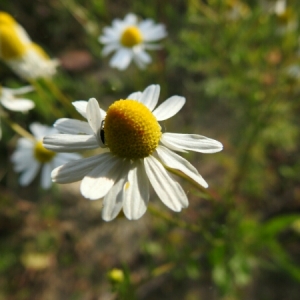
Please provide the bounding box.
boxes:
[99,13,167,70]
[0,11,59,80]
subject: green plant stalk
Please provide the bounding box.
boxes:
[229,95,278,196]
[42,78,78,118]
[29,79,64,119]
[1,115,35,141]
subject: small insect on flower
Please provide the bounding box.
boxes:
[100,120,105,145]
[43,85,223,221]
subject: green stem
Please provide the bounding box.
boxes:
[1,115,35,141]
[42,78,77,118]
[148,204,214,242]
[29,79,64,119]
[229,96,278,196]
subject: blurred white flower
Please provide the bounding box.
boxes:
[260,0,297,34]
[11,123,81,189]
[0,11,59,80]
[99,13,167,70]
[0,85,34,112]
[0,85,34,139]
[225,0,250,20]
[43,85,223,221]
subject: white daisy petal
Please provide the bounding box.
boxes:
[16,138,33,149]
[72,101,106,120]
[110,48,133,70]
[43,134,98,152]
[139,84,160,111]
[52,153,108,184]
[123,160,149,220]
[86,98,102,135]
[102,176,126,222]
[12,149,34,171]
[144,155,188,211]
[127,91,142,101]
[41,163,52,189]
[102,163,130,221]
[99,35,116,44]
[124,13,138,25]
[138,19,155,31]
[102,43,120,56]
[162,133,223,153]
[52,153,82,168]
[54,118,93,134]
[152,96,186,121]
[80,155,122,200]
[101,27,120,39]
[1,98,34,112]
[160,135,188,153]
[30,122,57,139]
[133,49,152,69]
[156,146,208,188]
[143,44,162,50]
[10,85,34,95]
[141,24,167,41]
[19,160,40,186]
[72,101,88,118]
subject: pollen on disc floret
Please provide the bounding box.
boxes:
[104,99,162,159]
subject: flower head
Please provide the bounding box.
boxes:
[43,85,223,221]
[11,122,81,189]
[0,85,34,112]
[0,85,35,139]
[0,11,59,80]
[99,13,167,70]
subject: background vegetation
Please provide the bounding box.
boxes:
[1,0,300,299]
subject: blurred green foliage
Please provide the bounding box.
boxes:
[1,0,300,299]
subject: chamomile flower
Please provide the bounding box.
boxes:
[0,11,58,80]
[11,123,81,189]
[99,13,167,70]
[43,85,223,221]
[0,85,34,139]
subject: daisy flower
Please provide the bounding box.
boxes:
[11,122,81,189]
[43,85,223,221]
[0,85,35,139]
[99,13,167,70]
[0,11,58,80]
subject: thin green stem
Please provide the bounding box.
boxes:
[166,166,222,202]
[148,204,214,243]
[42,78,77,118]
[29,79,63,119]
[1,115,35,141]
[229,96,278,196]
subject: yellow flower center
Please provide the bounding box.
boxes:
[120,26,143,47]
[34,141,56,163]
[0,12,16,25]
[0,24,26,59]
[29,42,50,60]
[104,100,161,159]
